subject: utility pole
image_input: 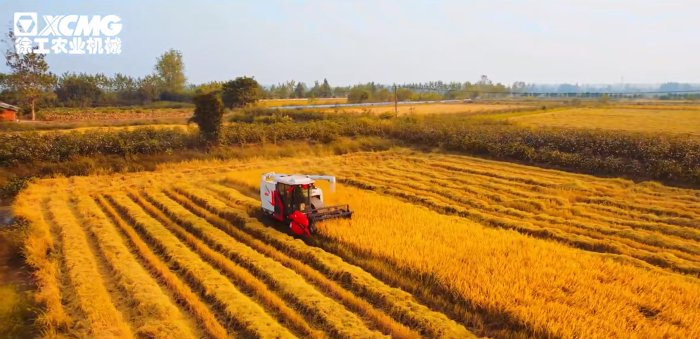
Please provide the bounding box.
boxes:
[394,84,398,117]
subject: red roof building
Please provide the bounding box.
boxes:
[0,102,20,121]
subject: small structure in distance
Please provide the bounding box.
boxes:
[0,102,20,121]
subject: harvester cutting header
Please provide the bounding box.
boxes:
[259,172,353,236]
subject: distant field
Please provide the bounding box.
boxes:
[328,103,528,115]
[39,108,192,122]
[39,124,190,134]
[258,98,346,107]
[513,108,700,136]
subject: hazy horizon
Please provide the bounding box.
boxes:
[2,0,699,86]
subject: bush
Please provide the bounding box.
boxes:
[190,93,224,143]
[0,176,32,199]
[378,112,395,120]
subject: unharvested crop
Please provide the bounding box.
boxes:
[513,107,700,136]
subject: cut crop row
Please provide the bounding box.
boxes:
[73,194,197,339]
[13,190,69,335]
[94,195,230,339]
[128,188,325,339]
[176,182,476,339]
[45,196,133,339]
[165,185,420,339]
[105,192,296,339]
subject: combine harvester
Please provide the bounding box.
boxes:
[259,172,353,236]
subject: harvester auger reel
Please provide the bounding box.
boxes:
[259,172,353,237]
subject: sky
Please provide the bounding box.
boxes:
[1,0,698,86]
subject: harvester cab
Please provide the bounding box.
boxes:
[260,172,353,236]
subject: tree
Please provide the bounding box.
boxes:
[55,72,103,107]
[333,86,350,98]
[137,75,161,104]
[375,88,391,102]
[347,87,370,103]
[192,81,223,95]
[511,81,527,94]
[319,78,332,98]
[221,76,261,108]
[111,73,138,104]
[154,49,186,96]
[308,80,321,98]
[294,82,307,98]
[189,92,224,143]
[3,29,56,120]
[477,75,492,86]
[395,88,414,101]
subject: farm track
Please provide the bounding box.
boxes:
[16,150,700,339]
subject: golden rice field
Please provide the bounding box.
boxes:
[258,98,346,107]
[15,150,700,339]
[513,107,700,136]
[329,103,526,115]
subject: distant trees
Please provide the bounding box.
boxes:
[154,49,187,98]
[333,86,350,98]
[659,82,694,93]
[347,88,370,103]
[3,29,56,120]
[557,83,579,94]
[221,76,261,108]
[136,75,161,104]
[54,73,103,107]
[395,88,413,101]
[308,81,321,98]
[375,88,391,102]
[512,81,527,94]
[294,82,307,98]
[191,81,223,95]
[319,78,332,98]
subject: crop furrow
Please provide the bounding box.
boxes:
[380,162,572,206]
[105,192,296,339]
[150,188,390,339]
[46,196,133,339]
[583,203,700,229]
[95,195,231,339]
[73,194,198,339]
[14,191,69,333]
[164,186,420,339]
[175,183,477,339]
[129,188,325,339]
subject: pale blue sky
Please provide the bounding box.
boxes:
[1,0,698,85]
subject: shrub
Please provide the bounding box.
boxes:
[190,93,224,143]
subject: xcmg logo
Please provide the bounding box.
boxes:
[13,12,122,55]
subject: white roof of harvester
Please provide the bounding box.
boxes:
[273,174,315,185]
